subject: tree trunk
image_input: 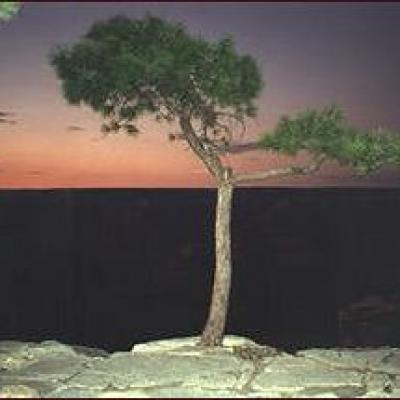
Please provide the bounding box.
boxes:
[200,180,234,346]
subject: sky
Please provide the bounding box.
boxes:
[1,2,400,188]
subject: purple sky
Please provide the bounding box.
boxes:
[1,2,400,188]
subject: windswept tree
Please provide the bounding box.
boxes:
[0,2,21,22]
[50,15,400,347]
[260,107,400,177]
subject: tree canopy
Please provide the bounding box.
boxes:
[50,14,400,182]
[0,2,21,22]
[258,106,400,175]
[50,14,263,141]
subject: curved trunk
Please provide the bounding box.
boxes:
[200,181,234,346]
[178,115,234,347]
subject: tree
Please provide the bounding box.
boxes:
[259,107,400,176]
[50,15,400,347]
[0,2,21,22]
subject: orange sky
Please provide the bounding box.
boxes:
[1,119,398,188]
[0,109,282,188]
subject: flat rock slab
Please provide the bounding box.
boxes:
[0,340,85,373]
[0,342,34,371]
[67,351,253,391]
[0,342,31,355]
[252,355,365,397]
[44,387,103,398]
[297,348,400,376]
[1,354,90,384]
[0,384,40,398]
[0,376,58,397]
[97,387,246,398]
[132,335,260,355]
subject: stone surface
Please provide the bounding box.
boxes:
[0,340,80,373]
[131,334,260,355]
[98,388,245,398]
[297,347,396,370]
[0,342,34,372]
[0,336,400,398]
[1,353,90,384]
[0,384,39,398]
[0,377,57,397]
[45,387,103,398]
[67,351,253,391]
[252,356,364,396]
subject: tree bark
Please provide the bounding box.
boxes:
[178,114,234,347]
[200,179,234,346]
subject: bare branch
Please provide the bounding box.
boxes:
[233,155,326,184]
[224,141,261,154]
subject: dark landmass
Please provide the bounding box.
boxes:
[0,188,399,352]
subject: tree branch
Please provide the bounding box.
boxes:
[232,155,326,184]
[224,141,261,154]
[179,114,226,182]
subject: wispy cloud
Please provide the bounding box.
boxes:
[0,118,17,125]
[0,110,14,117]
[191,169,206,175]
[66,125,85,132]
[0,110,17,125]
[26,170,45,177]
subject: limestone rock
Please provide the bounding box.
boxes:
[131,334,260,355]
[297,347,400,375]
[1,353,89,384]
[0,336,399,398]
[0,342,34,371]
[0,340,85,372]
[67,350,253,391]
[0,384,39,398]
[26,340,80,359]
[251,356,364,397]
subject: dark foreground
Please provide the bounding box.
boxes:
[0,188,399,351]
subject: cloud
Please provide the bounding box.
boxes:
[0,110,17,125]
[0,110,14,117]
[26,170,45,177]
[191,169,206,175]
[0,118,17,125]
[66,125,85,132]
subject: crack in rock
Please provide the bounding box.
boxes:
[297,351,400,377]
[296,351,400,396]
[230,346,280,394]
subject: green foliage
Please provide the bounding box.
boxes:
[0,2,21,22]
[50,14,263,135]
[259,105,400,174]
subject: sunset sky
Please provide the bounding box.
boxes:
[1,2,400,188]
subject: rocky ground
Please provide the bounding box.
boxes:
[1,335,400,398]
